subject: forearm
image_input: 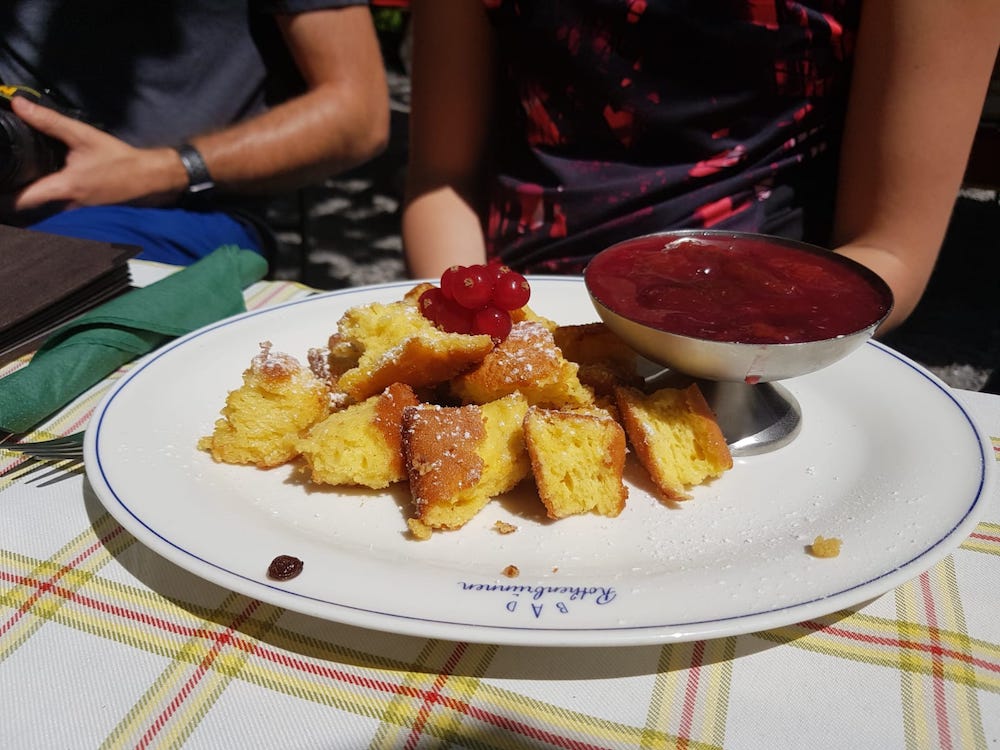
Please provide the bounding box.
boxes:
[86,94,375,203]
[185,6,389,195]
[834,243,931,333]
[832,0,1000,331]
[402,0,496,279]
[188,86,388,195]
[402,186,488,278]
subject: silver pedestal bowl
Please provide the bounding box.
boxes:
[585,230,894,456]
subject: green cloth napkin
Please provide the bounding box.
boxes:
[0,245,267,434]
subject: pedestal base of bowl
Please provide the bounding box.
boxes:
[642,369,802,457]
[699,380,801,457]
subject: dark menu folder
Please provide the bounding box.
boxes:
[0,225,140,365]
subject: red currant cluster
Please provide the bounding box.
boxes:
[419,262,531,342]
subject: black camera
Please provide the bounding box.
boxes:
[0,84,70,192]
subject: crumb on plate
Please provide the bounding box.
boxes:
[809,535,842,558]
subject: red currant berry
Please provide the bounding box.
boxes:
[439,265,465,301]
[418,287,446,324]
[435,296,474,334]
[484,259,507,281]
[491,270,531,310]
[472,306,513,343]
[451,265,494,310]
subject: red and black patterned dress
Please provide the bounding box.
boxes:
[481,0,861,273]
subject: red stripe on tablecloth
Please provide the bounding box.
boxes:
[969,531,1000,542]
[795,620,1000,674]
[677,640,706,749]
[919,573,953,750]
[66,411,94,434]
[404,642,468,750]
[393,639,614,750]
[0,572,198,639]
[0,525,126,637]
[2,559,669,750]
[246,641,424,697]
[136,599,262,750]
[250,638,614,749]
[247,283,297,310]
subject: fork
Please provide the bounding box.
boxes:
[0,431,85,459]
[0,432,86,484]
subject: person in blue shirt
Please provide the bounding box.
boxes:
[1,1,390,265]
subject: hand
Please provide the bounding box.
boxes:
[9,95,186,213]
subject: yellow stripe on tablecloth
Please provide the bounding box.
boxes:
[895,559,988,750]
[0,358,28,379]
[754,603,1000,691]
[894,561,1000,691]
[243,279,316,311]
[961,522,1000,556]
[691,639,736,747]
[755,591,996,750]
[366,638,673,750]
[101,596,281,750]
[646,639,733,750]
[369,639,483,748]
[6,532,667,750]
[755,613,910,663]
[0,512,132,660]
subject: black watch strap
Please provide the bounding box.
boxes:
[175,143,215,194]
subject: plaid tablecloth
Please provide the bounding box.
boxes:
[1,277,998,750]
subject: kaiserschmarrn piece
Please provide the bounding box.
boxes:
[198,342,330,468]
[450,321,595,409]
[523,406,629,519]
[402,392,530,539]
[614,383,733,500]
[296,382,420,489]
[553,322,641,395]
[330,292,494,402]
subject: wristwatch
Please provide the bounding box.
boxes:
[174,143,215,194]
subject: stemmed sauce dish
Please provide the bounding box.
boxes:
[584,230,893,455]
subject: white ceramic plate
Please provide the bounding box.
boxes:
[85,278,993,647]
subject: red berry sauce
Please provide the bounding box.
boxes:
[585,233,892,345]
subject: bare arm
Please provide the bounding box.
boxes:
[401,0,495,278]
[832,0,1000,331]
[10,5,389,212]
[190,6,390,192]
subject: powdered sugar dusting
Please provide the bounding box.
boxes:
[307,346,331,380]
[251,341,300,378]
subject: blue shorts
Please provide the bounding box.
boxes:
[29,205,265,266]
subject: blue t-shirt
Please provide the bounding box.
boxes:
[482,0,861,273]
